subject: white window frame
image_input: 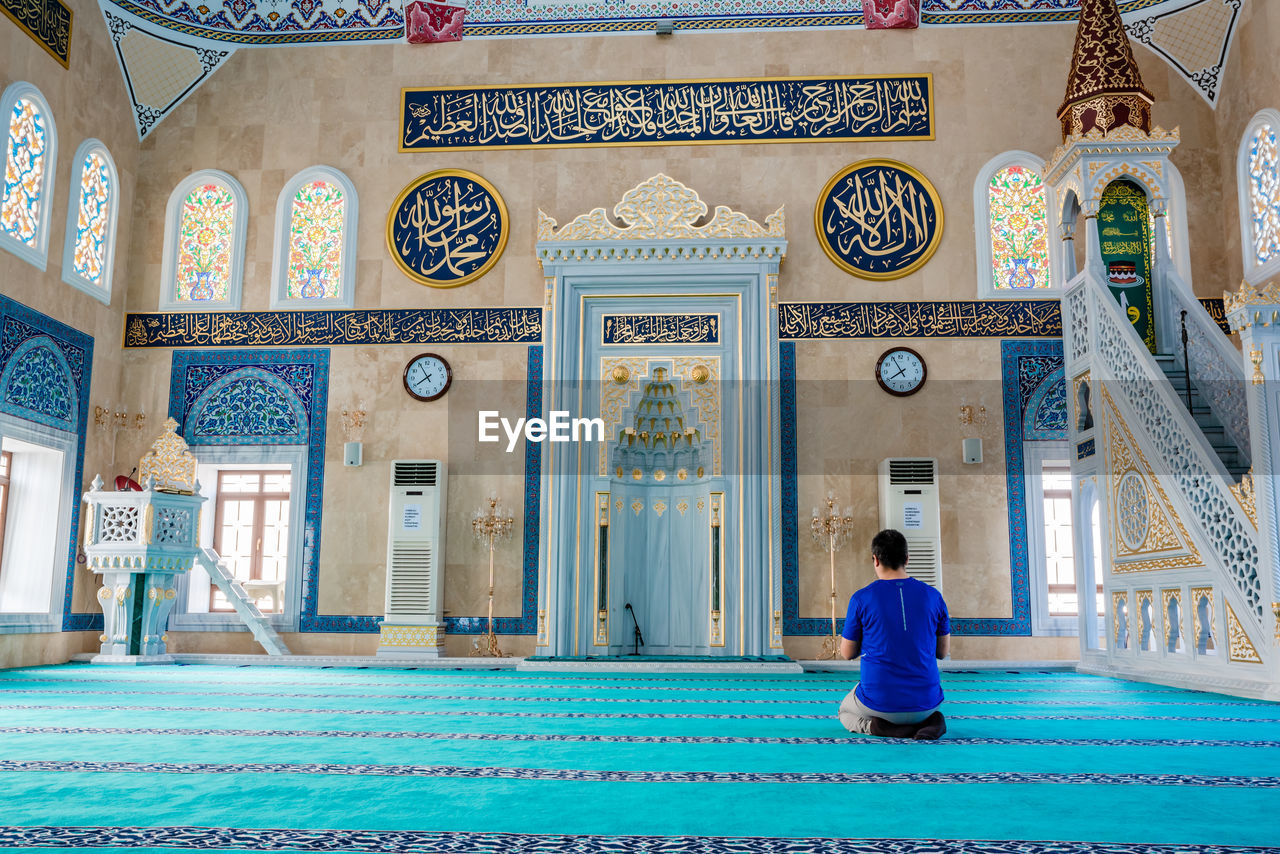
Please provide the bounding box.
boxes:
[974,151,1062,299]
[171,446,306,634]
[1024,442,1084,636]
[60,139,120,306]
[1236,108,1280,285]
[0,81,58,272]
[0,414,75,634]
[158,169,248,312]
[270,165,358,310]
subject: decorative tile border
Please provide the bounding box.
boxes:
[124,308,542,348]
[0,827,1273,854]
[0,296,96,633]
[167,349,334,631]
[1,0,72,67]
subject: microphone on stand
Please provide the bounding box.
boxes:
[625,603,644,656]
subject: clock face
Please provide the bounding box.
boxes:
[875,347,926,396]
[403,353,452,401]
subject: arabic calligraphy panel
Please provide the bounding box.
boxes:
[777,301,1061,339]
[815,159,944,281]
[0,0,72,68]
[386,169,508,288]
[400,76,933,152]
[602,314,720,346]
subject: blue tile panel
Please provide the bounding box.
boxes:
[0,295,95,631]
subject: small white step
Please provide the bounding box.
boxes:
[197,548,290,656]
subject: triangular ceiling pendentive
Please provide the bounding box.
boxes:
[1124,0,1247,107]
[100,1,235,141]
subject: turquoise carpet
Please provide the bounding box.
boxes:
[0,664,1277,852]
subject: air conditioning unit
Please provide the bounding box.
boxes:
[376,460,447,658]
[878,458,942,591]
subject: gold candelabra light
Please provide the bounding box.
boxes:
[471,492,515,657]
[958,403,988,434]
[340,404,367,441]
[93,404,145,467]
[811,492,854,660]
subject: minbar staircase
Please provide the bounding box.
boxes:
[196,548,291,655]
[1153,354,1250,481]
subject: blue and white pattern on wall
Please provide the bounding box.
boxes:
[167,349,335,631]
[0,295,95,631]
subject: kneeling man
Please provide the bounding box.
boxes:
[838,528,950,740]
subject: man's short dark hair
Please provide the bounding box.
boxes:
[872,529,909,570]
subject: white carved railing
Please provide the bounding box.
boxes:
[1066,274,1264,629]
[1164,268,1251,465]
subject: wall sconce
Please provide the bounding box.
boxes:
[341,403,367,467]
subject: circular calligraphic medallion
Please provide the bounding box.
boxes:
[814,159,944,281]
[386,170,509,288]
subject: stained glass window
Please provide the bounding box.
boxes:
[286,180,345,300]
[989,165,1051,290]
[71,151,111,286]
[1,98,47,248]
[176,183,236,302]
[1247,123,1280,266]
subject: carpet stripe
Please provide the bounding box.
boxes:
[0,828,1273,853]
[1,759,1276,787]
[0,725,1276,749]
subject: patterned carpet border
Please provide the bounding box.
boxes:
[1,726,1275,749]
[0,688,1266,707]
[2,704,1277,723]
[0,828,1274,854]
[2,760,1276,787]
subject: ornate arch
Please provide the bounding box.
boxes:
[159,169,249,311]
[0,81,58,271]
[1236,108,1280,284]
[0,336,78,430]
[974,150,1057,298]
[1023,366,1068,442]
[270,165,359,310]
[1088,161,1164,203]
[61,139,120,305]
[185,367,308,445]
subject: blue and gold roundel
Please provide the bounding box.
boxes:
[387,170,509,288]
[814,159,944,281]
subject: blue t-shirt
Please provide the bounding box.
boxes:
[841,576,950,713]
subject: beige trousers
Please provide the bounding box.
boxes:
[837,685,940,734]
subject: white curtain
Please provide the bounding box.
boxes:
[0,438,65,613]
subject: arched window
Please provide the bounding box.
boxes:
[270,166,358,309]
[0,82,57,270]
[1237,109,1280,283]
[159,170,248,311]
[61,140,119,304]
[974,152,1055,298]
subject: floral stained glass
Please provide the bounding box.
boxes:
[72,151,112,285]
[287,180,345,300]
[176,183,236,302]
[1248,123,1280,266]
[1,98,47,247]
[989,165,1051,290]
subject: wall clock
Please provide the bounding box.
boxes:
[403,353,452,401]
[875,347,926,396]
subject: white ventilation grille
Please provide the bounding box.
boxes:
[394,461,438,487]
[387,543,434,613]
[878,458,943,592]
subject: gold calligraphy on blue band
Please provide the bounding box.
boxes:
[815,159,944,281]
[1,0,72,67]
[400,75,934,152]
[123,309,542,348]
[778,301,1062,339]
[387,170,509,288]
[602,314,720,346]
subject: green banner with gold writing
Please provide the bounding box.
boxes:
[1098,179,1156,353]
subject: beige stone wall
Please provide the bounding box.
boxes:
[1207,0,1280,289]
[1,0,142,668]
[0,17,1232,666]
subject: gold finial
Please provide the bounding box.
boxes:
[137,417,199,494]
